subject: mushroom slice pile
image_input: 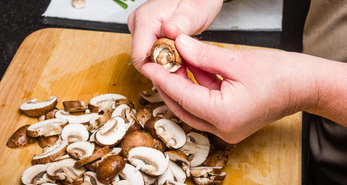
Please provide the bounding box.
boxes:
[27,118,69,137]
[165,150,191,177]
[46,158,86,182]
[21,163,55,185]
[61,123,89,143]
[63,100,88,113]
[95,116,126,147]
[151,38,182,72]
[179,132,210,167]
[88,94,127,113]
[127,147,169,176]
[145,117,186,149]
[67,141,95,160]
[55,110,98,125]
[112,163,144,185]
[32,140,69,164]
[20,96,58,117]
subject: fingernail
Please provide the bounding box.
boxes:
[178,35,193,47]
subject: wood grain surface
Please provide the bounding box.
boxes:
[0,28,301,184]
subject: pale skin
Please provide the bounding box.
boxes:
[128,0,347,144]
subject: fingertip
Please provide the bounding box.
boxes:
[161,22,181,39]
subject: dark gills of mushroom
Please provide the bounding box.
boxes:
[151,38,182,72]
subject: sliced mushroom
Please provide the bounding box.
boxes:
[192,172,227,185]
[141,172,157,185]
[74,146,110,169]
[151,38,182,72]
[88,111,112,133]
[73,0,86,9]
[6,125,37,149]
[111,103,135,124]
[153,105,181,123]
[32,140,69,165]
[26,118,69,137]
[204,150,228,167]
[135,107,152,127]
[178,132,210,167]
[190,167,223,177]
[43,108,59,120]
[96,154,125,184]
[145,117,186,149]
[112,163,144,185]
[63,100,88,113]
[168,161,186,183]
[164,150,191,177]
[157,167,174,185]
[114,99,134,110]
[163,179,187,185]
[88,94,127,113]
[55,110,98,125]
[46,158,86,182]
[138,90,163,106]
[67,141,95,160]
[127,147,169,176]
[95,116,126,147]
[20,96,58,117]
[38,135,61,148]
[83,171,105,185]
[21,163,53,185]
[61,123,89,143]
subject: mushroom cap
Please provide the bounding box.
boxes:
[119,130,155,157]
[63,100,88,113]
[20,96,58,117]
[204,150,228,167]
[61,123,89,143]
[128,146,169,176]
[67,141,95,160]
[151,38,182,72]
[96,154,125,184]
[95,116,126,147]
[6,125,37,149]
[153,118,186,149]
[32,140,69,165]
[38,135,61,148]
[74,146,110,169]
[26,118,69,137]
[135,107,152,127]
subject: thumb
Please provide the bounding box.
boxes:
[161,0,223,39]
[175,34,237,78]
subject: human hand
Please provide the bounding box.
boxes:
[141,34,327,144]
[127,0,223,71]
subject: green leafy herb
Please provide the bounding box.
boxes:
[114,0,128,9]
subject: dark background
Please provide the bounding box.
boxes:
[0,0,311,184]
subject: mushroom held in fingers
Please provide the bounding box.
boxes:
[6,125,37,149]
[127,147,169,176]
[151,38,182,72]
[20,96,58,117]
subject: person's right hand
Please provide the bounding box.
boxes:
[127,0,223,71]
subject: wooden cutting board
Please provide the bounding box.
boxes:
[0,28,301,184]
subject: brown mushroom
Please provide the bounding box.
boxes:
[204,150,228,167]
[96,154,125,184]
[6,125,37,149]
[151,38,182,72]
[74,146,110,169]
[63,100,88,113]
[32,140,69,165]
[38,135,60,148]
[20,96,58,117]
